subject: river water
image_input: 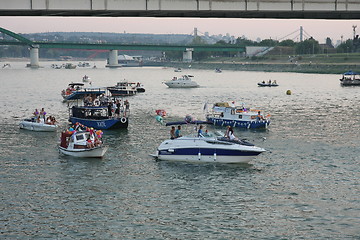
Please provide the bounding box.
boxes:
[0,61,359,239]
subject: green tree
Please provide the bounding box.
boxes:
[279,39,296,47]
[295,38,320,55]
[336,39,353,53]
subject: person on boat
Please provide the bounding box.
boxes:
[198,125,204,137]
[203,129,211,137]
[225,126,237,140]
[170,126,176,139]
[257,111,264,120]
[33,109,39,118]
[175,125,182,138]
[124,100,130,117]
[86,137,94,148]
[115,100,121,118]
[273,80,277,85]
[268,79,272,84]
[39,108,46,121]
[107,102,113,118]
[262,80,265,84]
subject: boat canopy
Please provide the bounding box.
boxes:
[343,71,360,75]
[214,102,230,107]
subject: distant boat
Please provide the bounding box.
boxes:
[174,68,182,72]
[107,81,137,96]
[340,71,360,86]
[64,63,76,69]
[215,68,222,73]
[61,83,105,101]
[164,75,199,88]
[258,80,279,87]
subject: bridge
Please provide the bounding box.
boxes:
[0,27,245,68]
[1,0,360,19]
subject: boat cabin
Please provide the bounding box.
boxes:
[60,131,93,149]
[210,102,262,121]
[71,106,110,120]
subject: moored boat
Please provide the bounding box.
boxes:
[340,71,360,86]
[258,80,278,87]
[205,102,270,129]
[61,83,105,101]
[164,75,199,88]
[107,81,137,96]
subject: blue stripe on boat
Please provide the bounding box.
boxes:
[159,148,261,156]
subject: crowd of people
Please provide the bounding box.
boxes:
[65,122,103,149]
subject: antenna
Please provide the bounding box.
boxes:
[352,25,357,39]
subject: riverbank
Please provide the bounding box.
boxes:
[1,57,358,74]
[164,61,359,74]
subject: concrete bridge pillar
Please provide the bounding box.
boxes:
[183,48,193,62]
[106,49,122,68]
[29,47,39,68]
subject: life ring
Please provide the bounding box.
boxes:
[94,100,100,106]
[120,117,127,123]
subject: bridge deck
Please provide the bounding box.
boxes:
[1,0,360,19]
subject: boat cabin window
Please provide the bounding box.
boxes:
[76,134,85,141]
[238,115,242,119]
[231,109,235,115]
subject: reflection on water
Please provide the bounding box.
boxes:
[0,62,359,239]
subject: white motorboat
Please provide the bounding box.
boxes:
[59,130,108,158]
[19,118,57,132]
[164,75,199,88]
[153,122,265,164]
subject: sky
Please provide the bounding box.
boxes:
[1,17,359,44]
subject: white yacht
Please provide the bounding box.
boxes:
[153,122,265,164]
[164,75,199,88]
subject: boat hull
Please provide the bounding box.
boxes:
[164,82,199,88]
[206,117,270,129]
[69,117,128,130]
[157,150,261,164]
[19,120,57,132]
[59,146,108,158]
[258,83,278,87]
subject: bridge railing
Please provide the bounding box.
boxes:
[1,0,359,19]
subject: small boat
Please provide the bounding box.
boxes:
[153,121,265,164]
[174,68,182,72]
[64,63,77,69]
[340,71,360,86]
[215,68,222,73]
[19,118,57,132]
[205,102,271,129]
[258,80,279,87]
[59,129,108,158]
[107,81,137,96]
[61,83,105,101]
[134,82,146,93]
[78,62,91,68]
[164,75,199,88]
[82,75,91,82]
